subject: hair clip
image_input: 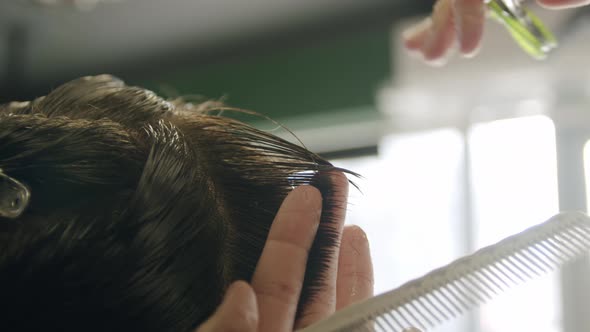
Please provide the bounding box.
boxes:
[0,169,30,219]
[487,0,558,59]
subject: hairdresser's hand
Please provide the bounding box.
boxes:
[196,173,376,332]
[403,0,590,65]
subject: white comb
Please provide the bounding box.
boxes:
[300,211,590,332]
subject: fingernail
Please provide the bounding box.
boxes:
[402,18,431,41]
[457,22,483,58]
[224,281,250,303]
[462,44,481,58]
[424,55,449,67]
[220,281,258,330]
[223,281,256,312]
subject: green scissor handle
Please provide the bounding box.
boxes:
[487,0,558,59]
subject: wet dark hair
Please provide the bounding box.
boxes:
[0,75,353,332]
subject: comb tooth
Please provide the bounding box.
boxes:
[558,229,589,253]
[517,249,551,273]
[569,220,590,235]
[566,225,590,245]
[505,255,537,279]
[443,285,471,313]
[556,236,587,259]
[433,287,464,317]
[374,314,391,331]
[385,310,407,331]
[507,255,537,279]
[557,231,586,254]
[474,269,504,294]
[401,302,429,330]
[554,231,586,253]
[485,264,513,289]
[576,227,590,241]
[473,270,502,295]
[370,314,385,331]
[490,260,520,286]
[546,236,578,260]
[373,317,385,332]
[516,250,547,274]
[571,218,590,235]
[544,238,576,263]
[466,273,495,300]
[520,246,555,271]
[496,258,528,283]
[448,279,479,308]
[474,270,503,295]
[397,306,425,331]
[439,283,470,313]
[404,298,434,328]
[411,296,440,326]
[536,240,565,264]
[416,295,445,324]
[422,292,453,321]
[456,275,488,304]
[452,277,481,306]
[563,227,590,252]
[404,301,433,330]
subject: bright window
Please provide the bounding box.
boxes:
[469,116,560,332]
[331,115,560,332]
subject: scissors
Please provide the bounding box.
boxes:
[486,0,558,59]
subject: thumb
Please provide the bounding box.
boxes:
[196,281,259,332]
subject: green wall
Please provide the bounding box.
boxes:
[139,27,391,123]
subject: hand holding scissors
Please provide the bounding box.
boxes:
[403,0,590,64]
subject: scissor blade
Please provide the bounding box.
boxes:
[487,0,557,59]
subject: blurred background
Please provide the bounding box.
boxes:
[2,1,590,332]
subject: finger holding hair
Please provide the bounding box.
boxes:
[295,172,349,329]
[251,185,323,332]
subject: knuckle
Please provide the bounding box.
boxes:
[256,279,301,306]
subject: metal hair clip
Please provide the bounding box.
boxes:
[0,169,30,219]
[486,0,558,59]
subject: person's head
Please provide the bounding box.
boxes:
[0,75,353,332]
